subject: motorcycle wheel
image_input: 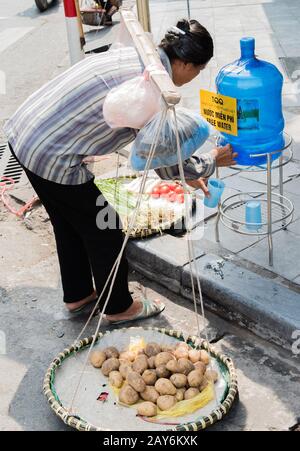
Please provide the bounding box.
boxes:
[35,0,50,12]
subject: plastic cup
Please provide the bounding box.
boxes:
[245,201,262,231]
[204,179,225,208]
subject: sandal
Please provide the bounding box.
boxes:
[68,298,99,316]
[107,298,165,325]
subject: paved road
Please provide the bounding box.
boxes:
[0,0,69,130]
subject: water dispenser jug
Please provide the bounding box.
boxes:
[216,37,285,166]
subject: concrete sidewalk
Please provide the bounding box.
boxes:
[122,0,300,349]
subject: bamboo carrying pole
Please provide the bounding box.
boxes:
[120,7,181,106]
[136,0,151,32]
[74,0,86,48]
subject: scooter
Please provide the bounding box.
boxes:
[35,0,55,12]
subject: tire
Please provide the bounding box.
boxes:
[35,0,49,12]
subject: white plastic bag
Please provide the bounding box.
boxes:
[130,107,211,170]
[103,68,162,130]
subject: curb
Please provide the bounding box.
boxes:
[127,234,300,350]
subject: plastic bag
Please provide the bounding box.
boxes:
[130,107,210,170]
[103,68,162,130]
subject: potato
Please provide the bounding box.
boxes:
[174,347,189,360]
[147,356,156,369]
[127,371,146,393]
[137,401,157,417]
[175,388,186,402]
[166,360,181,373]
[90,350,106,368]
[188,349,202,363]
[157,395,177,411]
[101,357,120,376]
[155,352,174,368]
[187,370,203,388]
[104,347,119,359]
[155,378,176,396]
[142,369,157,386]
[200,350,210,365]
[184,388,199,400]
[132,355,148,374]
[161,344,176,353]
[140,386,160,403]
[119,385,139,405]
[137,348,145,355]
[175,342,190,350]
[109,371,123,389]
[194,361,206,375]
[199,376,209,392]
[119,362,133,379]
[145,342,161,357]
[178,358,195,375]
[119,351,136,363]
[156,365,171,379]
[170,373,187,389]
[205,369,219,383]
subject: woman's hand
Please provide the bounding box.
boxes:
[186,178,210,197]
[210,144,238,167]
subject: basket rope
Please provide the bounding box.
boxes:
[68,107,169,412]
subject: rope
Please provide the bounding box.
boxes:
[68,106,168,413]
[68,106,219,412]
[0,176,39,218]
[172,106,219,408]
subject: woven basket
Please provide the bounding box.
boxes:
[94,176,195,239]
[80,8,106,26]
[43,327,238,431]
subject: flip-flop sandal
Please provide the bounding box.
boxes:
[68,298,100,316]
[107,298,165,326]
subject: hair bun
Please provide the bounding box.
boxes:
[164,30,181,44]
[176,19,190,33]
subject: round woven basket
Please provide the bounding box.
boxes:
[43,327,238,431]
[80,8,106,26]
[94,176,196,239]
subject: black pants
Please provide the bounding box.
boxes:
[9,145,133,315]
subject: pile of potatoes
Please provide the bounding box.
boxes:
[90,341,218,417]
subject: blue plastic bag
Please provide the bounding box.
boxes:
[130,107,210,171]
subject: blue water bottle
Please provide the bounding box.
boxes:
[216,37,285,166]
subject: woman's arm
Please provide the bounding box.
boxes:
[155,153,216,181]
[154,144,237,195]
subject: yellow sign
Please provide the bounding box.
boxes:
[200,89,238,136]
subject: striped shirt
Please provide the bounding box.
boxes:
[3,47,215,185]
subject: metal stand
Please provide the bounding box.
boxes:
[215,133,294,266]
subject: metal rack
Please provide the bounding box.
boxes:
[215,133,295,266]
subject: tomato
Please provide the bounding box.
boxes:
[152,187,160,196]
[168,184,177,191]
[168,193,177,202]
[160,193,170,200]
[159,185,171,195]
[151,193,160,199]
[174,186,184,194]
[176,194,185,204]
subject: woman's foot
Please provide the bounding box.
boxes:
[106,300,143,322]
[66,290,97,313]
[106,298,165,324]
